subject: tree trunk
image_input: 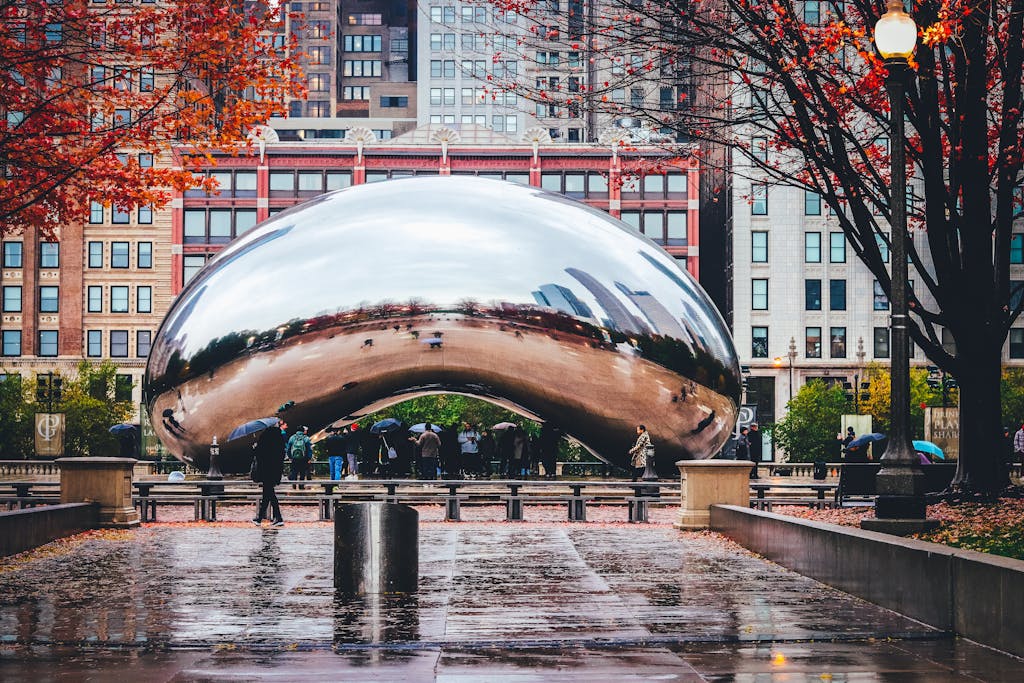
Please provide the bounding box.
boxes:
[953,332,1009,494]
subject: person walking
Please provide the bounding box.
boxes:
[735,426,751,462]
[498,427,515,477]
[1013,423,1024,466]
[325,427,347,481]
[629,424,652,481]
[457,422,481,478]
[413,423,441,480]
[286,426,312,489]
[748,422,762,479]
[511,426,529,478]
[345,423,363,478]
[252,424,286,527]
[538,423,559,479]
[478,429,496,478]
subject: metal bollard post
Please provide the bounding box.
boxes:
[334,502,418,594]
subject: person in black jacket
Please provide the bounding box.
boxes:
[252,423,286,526]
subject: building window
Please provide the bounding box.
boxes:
[87,330,102,357]
[875,233,890,262]
[620,211,640,231]
[751,279,768,310]
[343,60,381,77]
[236,209,257,235]
[380,96,408,108]
[326,172,352,190]
[829,232,846,262]
[643,174,665,197]
[111,286,129,313]
[112,205,130,224]
[751,136,767,162]
[2,286,21,313]
[110,331,128,358]
[751,231,768,262]
[873,280,889,310]
[344,35,381,52]
[830,327,847,358]
[806,327,822,358]
[751,183,768,215]
[874,327,890,358]
[39,286,58,313]
[235,171,257,197]
[1004,326,1024,360]
[2,242,22,268]
[87,286,102,313]
[137,330,152,358]
[829,279,846,311]
[38,330,58,357]
[138,242,152,269]
[1012,235,1024,264]
[137,286,152,313]
[752,327,769,358]
[89,201,104,223]
[803,232,821,263]
[348,13,381,25]
[88,242,103,268]
[111,241,129,268]
[666,212,687,246]
[183,255,206,284]
[2,330,22,356]
[805,190,822,215]
[39,242,59,268]
[805,279,821,310]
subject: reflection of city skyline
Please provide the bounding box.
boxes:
[531,284,594,319]
[564,267,649,334]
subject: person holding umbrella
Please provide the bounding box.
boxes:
[252,423,286,527]
[411,422,441,480]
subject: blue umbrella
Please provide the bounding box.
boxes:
[409,422,443,434]
[227,417,279,442]
[108,423,137,436]
[847,433,886,450]
[370,418,403,434]
[913,440,945,460]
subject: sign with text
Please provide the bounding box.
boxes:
[925,407,959,461]
[34,412,65,457]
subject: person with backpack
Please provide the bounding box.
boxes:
[287,426,312,489]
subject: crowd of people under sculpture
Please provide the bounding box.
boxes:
[315,421,562,482]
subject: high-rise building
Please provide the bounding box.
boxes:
[274,0,418,141]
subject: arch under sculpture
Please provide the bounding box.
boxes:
[145,177,741,476]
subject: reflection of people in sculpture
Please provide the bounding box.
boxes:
[629,424,652,481]
[251,424,285,527]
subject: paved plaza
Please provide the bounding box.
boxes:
[0,514,1020,681]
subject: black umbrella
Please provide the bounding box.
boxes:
[108,424,137,436]
[370,418,403,434]
[227,417,280,442]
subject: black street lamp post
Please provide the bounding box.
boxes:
[862,1,937,534]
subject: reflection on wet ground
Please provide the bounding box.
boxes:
[0,524,1020,680]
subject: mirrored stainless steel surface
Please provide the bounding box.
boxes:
[334,502,419,595]
[145,176,740,475]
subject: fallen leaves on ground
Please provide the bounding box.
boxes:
[774,500,1024,560]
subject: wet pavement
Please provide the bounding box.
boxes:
[0,521,1020,681]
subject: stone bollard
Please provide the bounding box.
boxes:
[334,502,418,594]
[57,457,140,528]
[674,460,753,530]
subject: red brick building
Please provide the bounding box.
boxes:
[173,125,701,293]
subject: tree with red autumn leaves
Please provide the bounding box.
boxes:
[0,0,305,239]
[476,0,1024,495]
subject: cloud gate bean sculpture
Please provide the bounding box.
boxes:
[145,176,741,476]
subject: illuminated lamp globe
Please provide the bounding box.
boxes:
[874,0,917,61]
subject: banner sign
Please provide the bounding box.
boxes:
[34,413,65,457]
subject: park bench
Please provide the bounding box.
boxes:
[748,482,838,510]
[0,482,61,510]
[131,479,680,523]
